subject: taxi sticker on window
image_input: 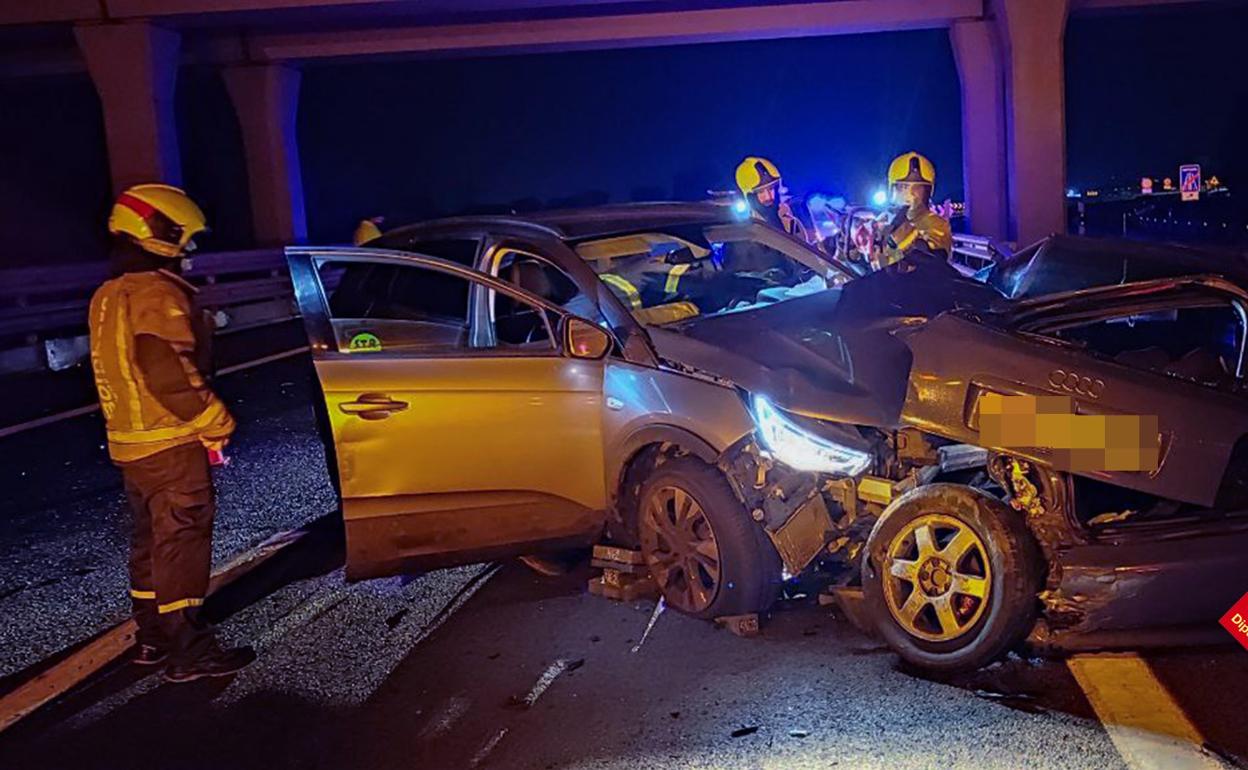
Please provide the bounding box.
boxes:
[347,332,382,352]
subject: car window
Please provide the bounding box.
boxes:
[572,226,831,326]
[317,259,555,355]
[1040,299,1246,387]
[370,236,481,267]
[490,247,602,323]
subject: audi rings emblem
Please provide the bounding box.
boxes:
[1048,369,1105,398]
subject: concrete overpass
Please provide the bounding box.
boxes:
[0,0,1224,247]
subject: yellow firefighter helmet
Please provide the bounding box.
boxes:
[108,184,208,258]
[735,156,782,196]
[888,152,936,188]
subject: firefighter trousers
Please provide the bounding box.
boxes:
[120,441,216,664]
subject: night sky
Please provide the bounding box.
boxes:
[0,4,1246,264]
[294,29,962,244]
[1065,4,1248,191]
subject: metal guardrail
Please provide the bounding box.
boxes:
[950,233,1012,276]
[0,249,297,374]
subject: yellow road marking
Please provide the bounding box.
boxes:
[1067,653,1229,770]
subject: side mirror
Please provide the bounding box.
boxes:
[563,316,612,360]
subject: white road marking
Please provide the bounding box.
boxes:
[1067,653,1231,770]
[520,659,570,708]
[418,695,472,741]
[468,727,509,768]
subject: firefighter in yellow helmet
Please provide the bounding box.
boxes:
[89,184,254,682]
[735,156,811,243]
[882,151,953,265]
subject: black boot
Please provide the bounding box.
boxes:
[134,644,169,666]
[164,643,256,683]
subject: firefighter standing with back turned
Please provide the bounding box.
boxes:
[881,151,953,266]
[89,184,255,682]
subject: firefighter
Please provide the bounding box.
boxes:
[89,184,255,682]
[353,216,384,246]
[735,156,811,243]
[882,151,953,265]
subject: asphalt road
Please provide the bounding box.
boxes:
[2,558,1245,770]
[0,356,1245,769]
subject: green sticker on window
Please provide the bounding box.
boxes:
[348,332,382,352]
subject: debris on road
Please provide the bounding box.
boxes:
[631,597,667,653]
[588,545,658,602]
[714,613,760,638]
[731,725,760,738]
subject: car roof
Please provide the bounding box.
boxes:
[989,234,1248,299]
[379,201,740,244]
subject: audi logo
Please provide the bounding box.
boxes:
[1048,369,1105,398]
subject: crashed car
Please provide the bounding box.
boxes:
[287,204,1248,672]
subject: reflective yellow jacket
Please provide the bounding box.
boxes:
[88,270,234,463]
[883,206,953,266]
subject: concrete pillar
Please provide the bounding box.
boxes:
[224,64,307,245]
[995,0,1071,246]
[74,22,182,192]
[950,20,1008,244]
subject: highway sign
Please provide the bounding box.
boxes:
[1180,164,1201,202]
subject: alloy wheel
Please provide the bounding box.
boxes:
[639,485,722,614]
[881,513,991,643]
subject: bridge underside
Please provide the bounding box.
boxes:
[0,0,1221,247]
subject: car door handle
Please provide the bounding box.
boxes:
[339,393,409,420]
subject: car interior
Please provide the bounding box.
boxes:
[572,228,824,326]
[1054,304,1245,388]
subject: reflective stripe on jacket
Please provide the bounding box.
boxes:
[89,270,234,463]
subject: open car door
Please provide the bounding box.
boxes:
[287,246,609,579]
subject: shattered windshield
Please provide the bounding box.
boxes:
[573,223,851,326]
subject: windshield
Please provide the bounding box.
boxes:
[573,223,851,326]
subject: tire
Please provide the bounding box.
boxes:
[636,456,781,620]
[862,483,1043,673]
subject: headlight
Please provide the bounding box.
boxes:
[752,394,871,476]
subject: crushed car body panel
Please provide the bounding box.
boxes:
[898,307,1247,507]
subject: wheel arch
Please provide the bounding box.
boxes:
[605,424,725,544]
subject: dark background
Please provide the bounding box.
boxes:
[0,4,1244,265]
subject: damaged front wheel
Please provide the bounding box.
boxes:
[637,457,781,620]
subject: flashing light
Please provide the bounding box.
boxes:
[871,189,888,207]
[732,198,749,217]
[752,394,871,476]
[1066,188,1080,198]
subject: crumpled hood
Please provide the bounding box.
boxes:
[649,261,1002,428]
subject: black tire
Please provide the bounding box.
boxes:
[862,483,1043,673]
[637,456,781,620]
